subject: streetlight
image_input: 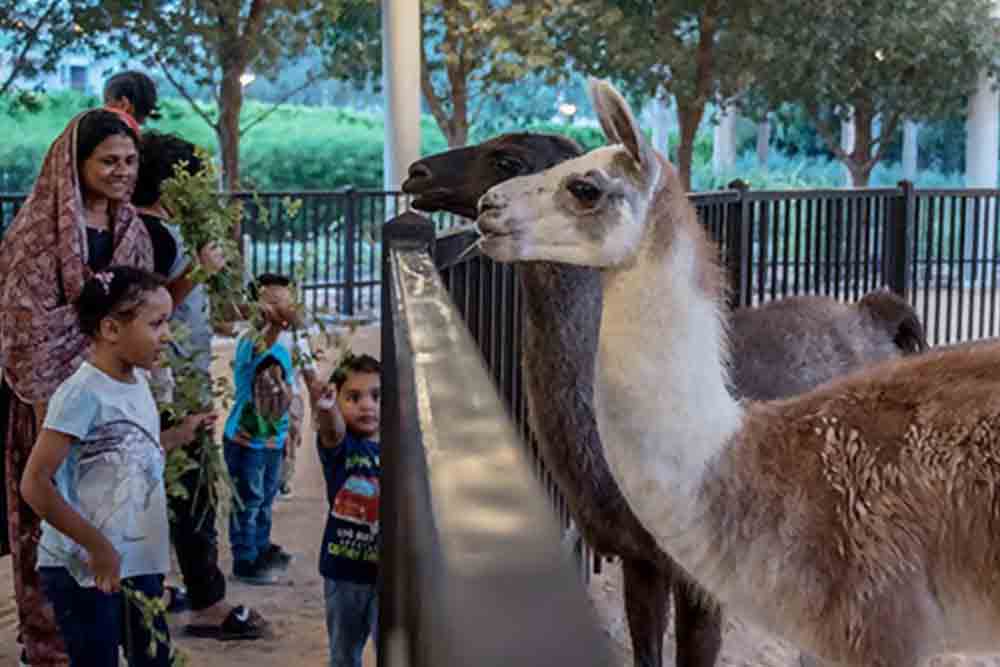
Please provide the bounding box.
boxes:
[558,102,577,124]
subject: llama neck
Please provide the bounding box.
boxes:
[594,220,743,546]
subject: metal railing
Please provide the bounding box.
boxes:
[6,183,1000,341]
[379,211,612,666]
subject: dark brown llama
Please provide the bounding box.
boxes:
[403,133,926,667]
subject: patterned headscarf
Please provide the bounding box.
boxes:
[0,109,153,403]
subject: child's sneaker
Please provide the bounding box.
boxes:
[232,559,279,585]
[259,543,293,571]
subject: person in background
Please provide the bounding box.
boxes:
[222,274,299,585]
[132,131,269,641]
[103,71,161,134]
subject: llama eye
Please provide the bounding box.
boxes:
[567,180,602,204]
[493,154,524,175]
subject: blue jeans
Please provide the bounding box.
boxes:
[224,441,283,565]
[39,566,170,667]
[324,578,377,667]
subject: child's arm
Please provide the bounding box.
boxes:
[315,385,346,448]
[162,413,218,452]
[20,429,122,593]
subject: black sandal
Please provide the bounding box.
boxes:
[184,605,268,641]
[164,585,190,613]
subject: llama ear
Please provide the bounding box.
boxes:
[588,77,657,175]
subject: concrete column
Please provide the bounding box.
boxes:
[382,0,422,191]
[712,106,737,176]
[965,69,999,188]
[648,96,672,157]
[841,116,855,186]
[902,120,919,182]
[756,114,770,169]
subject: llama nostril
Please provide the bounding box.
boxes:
[405,162,433,188]
[478,192,504,216]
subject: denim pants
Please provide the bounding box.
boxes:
[324,578,378,667]
[39,567,170,667]
[224,441,283,565]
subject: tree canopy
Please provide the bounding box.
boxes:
[84,0,376,189]
[747,0,1000,186]
[0,0,99,100]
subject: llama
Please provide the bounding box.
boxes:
[474,77,1000,667]
[404,135,927,667]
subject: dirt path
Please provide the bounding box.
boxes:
[0,326,380,667]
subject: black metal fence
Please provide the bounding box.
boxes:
[379,212,613,667]
[6,183,1000,342]
[424,181,1000,584]
[0,189,464,320]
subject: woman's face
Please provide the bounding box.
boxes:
[80,134,139,203]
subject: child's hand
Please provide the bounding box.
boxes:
[315,385,345,447]
[163,413,217,452]
[315,384,338,412]
[88,542,122,593]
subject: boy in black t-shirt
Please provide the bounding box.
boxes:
[314,353,380,667]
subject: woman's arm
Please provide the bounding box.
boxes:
[20,429,121,592]
[166,264,197,309]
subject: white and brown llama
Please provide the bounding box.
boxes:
[404,135,926,667]
[475,78,1000,667]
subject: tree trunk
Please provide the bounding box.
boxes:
[445,114,469,148]
[675,102,705,192]
[756,115,770,169]
[218,65,244,192]
[847,107,875,187]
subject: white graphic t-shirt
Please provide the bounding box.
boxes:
[36,362,170,587]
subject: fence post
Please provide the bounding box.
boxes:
[343,187,357,316]
[886,180,913,298]
[379,211,436,667]
[725,179,751,309]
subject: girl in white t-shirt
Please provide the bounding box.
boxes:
[21,265,214,667]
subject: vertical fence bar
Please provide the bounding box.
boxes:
[886,181,912,299]
[343,188,357,316]
[725,180,750,309]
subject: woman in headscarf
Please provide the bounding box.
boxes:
[0,108,152,667]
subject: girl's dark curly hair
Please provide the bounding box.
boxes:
[76,265,166,337]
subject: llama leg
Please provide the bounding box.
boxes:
[622,558,669,667]
[672,573,723,667]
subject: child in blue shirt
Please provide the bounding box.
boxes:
[21,266,214,666]
[314,353,381,667]
[223,273,298,584]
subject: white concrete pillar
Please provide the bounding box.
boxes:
[902,120,919,182]
[841,116,855,186]
[756,115,770,169]
[382,0,422,191]
[712,107,737,176]
[649,96,672,157]
[965,69,999,188]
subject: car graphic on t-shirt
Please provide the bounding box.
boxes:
[332,475,379,528]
